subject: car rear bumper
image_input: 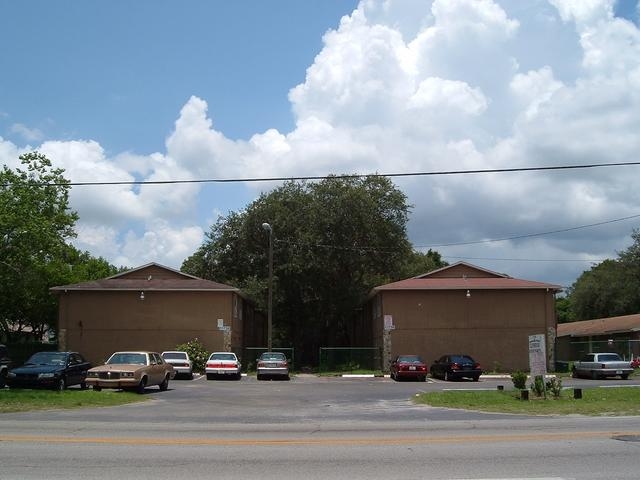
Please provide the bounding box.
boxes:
[170,366,193,375]
[589,368,633,377]
[257,367,289,376]
[449,370,482,379]
[206,367,240,375]
[396,370,426,378]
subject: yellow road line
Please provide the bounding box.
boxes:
[0,431,636,447]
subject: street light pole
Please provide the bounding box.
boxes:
[261,223,273,352]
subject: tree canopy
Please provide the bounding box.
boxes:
[566,229,640,321]
[0,152,118,343]
[182,176,446,365]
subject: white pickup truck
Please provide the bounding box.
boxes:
[572,352,633,380]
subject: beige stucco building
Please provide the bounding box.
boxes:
[360,262,561,372]
[51,263,264,365]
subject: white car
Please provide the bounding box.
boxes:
[205,352,241,380]
[161,351,193,379]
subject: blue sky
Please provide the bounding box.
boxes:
[1,0,640,290]
[1,1,358,152]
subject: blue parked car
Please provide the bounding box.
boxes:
[7,351,91,391]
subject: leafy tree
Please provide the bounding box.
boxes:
[568,229,640,320]
[0,152,117,342]
[400,249,447,278]
[554,296,575,324]
[183,176,436,365]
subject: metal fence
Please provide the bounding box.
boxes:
[318,347,382,374]
[559,339,640,362]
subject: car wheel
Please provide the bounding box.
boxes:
[92,385,102,392]
[419,375,426,382]
[444,371,450,381]
[206,373,214,380]
[591,371,599,380]
[473,376,480,382]
[137,377,147,394]
[80,381,88,390]
[0,370,7,389]
[188,372,194,380]
[159,374,169,391]
[235,373,242,380]
[55,377,66,391]
[257,374,263,381]
[571,368,578,378]
[621,374,629,380]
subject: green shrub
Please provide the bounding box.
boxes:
[175,338,208,373]
[511,370,528,390]
[531,375,545,397]
[546,376,563,398]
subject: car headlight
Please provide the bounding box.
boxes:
[87,371,98,377]
[38,373,55,378]
[121,372,135,378]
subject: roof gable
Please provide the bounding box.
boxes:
[415,261,509,279]
[50,262,239,293]
[373,261,561,293]
[108,263,198,281]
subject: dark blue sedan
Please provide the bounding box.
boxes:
[7,351,91,391]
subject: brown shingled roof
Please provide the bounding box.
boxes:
[557,313,640,337]
[50,262,239,293]
[373,261,562,293]
[375,277,561,291]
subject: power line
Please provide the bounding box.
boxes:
[4,160,640,187]
[416,213,640,247]
[272,212,638,261]
[442,256,607,263]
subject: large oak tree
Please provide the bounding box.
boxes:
[183,175,444,365]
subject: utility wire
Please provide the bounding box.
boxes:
[272,212,638,259]
[4,160,640,187]
[416,213,640,247]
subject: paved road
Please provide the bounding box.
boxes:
[1,375,639,479]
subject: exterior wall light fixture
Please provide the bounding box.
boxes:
[140,291,145,300]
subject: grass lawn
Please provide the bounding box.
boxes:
[0,388,148,414]
[414,386,640,416]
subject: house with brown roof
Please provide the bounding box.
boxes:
[556,313,640,361]
[51,263,265,365]
[359,262,562,372]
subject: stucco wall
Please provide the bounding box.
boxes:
[57,290,234,365]
[377,289,556,372]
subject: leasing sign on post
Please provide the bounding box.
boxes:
[528,334,547,376]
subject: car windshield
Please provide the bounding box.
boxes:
[260,353,285,361]
[599,354,622,361]
[398,355,423,363]
[451,355,474,363]
[26,352,68,366]
[163,352,187,360]
[107,353,147,365]
[210,353,237,361]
